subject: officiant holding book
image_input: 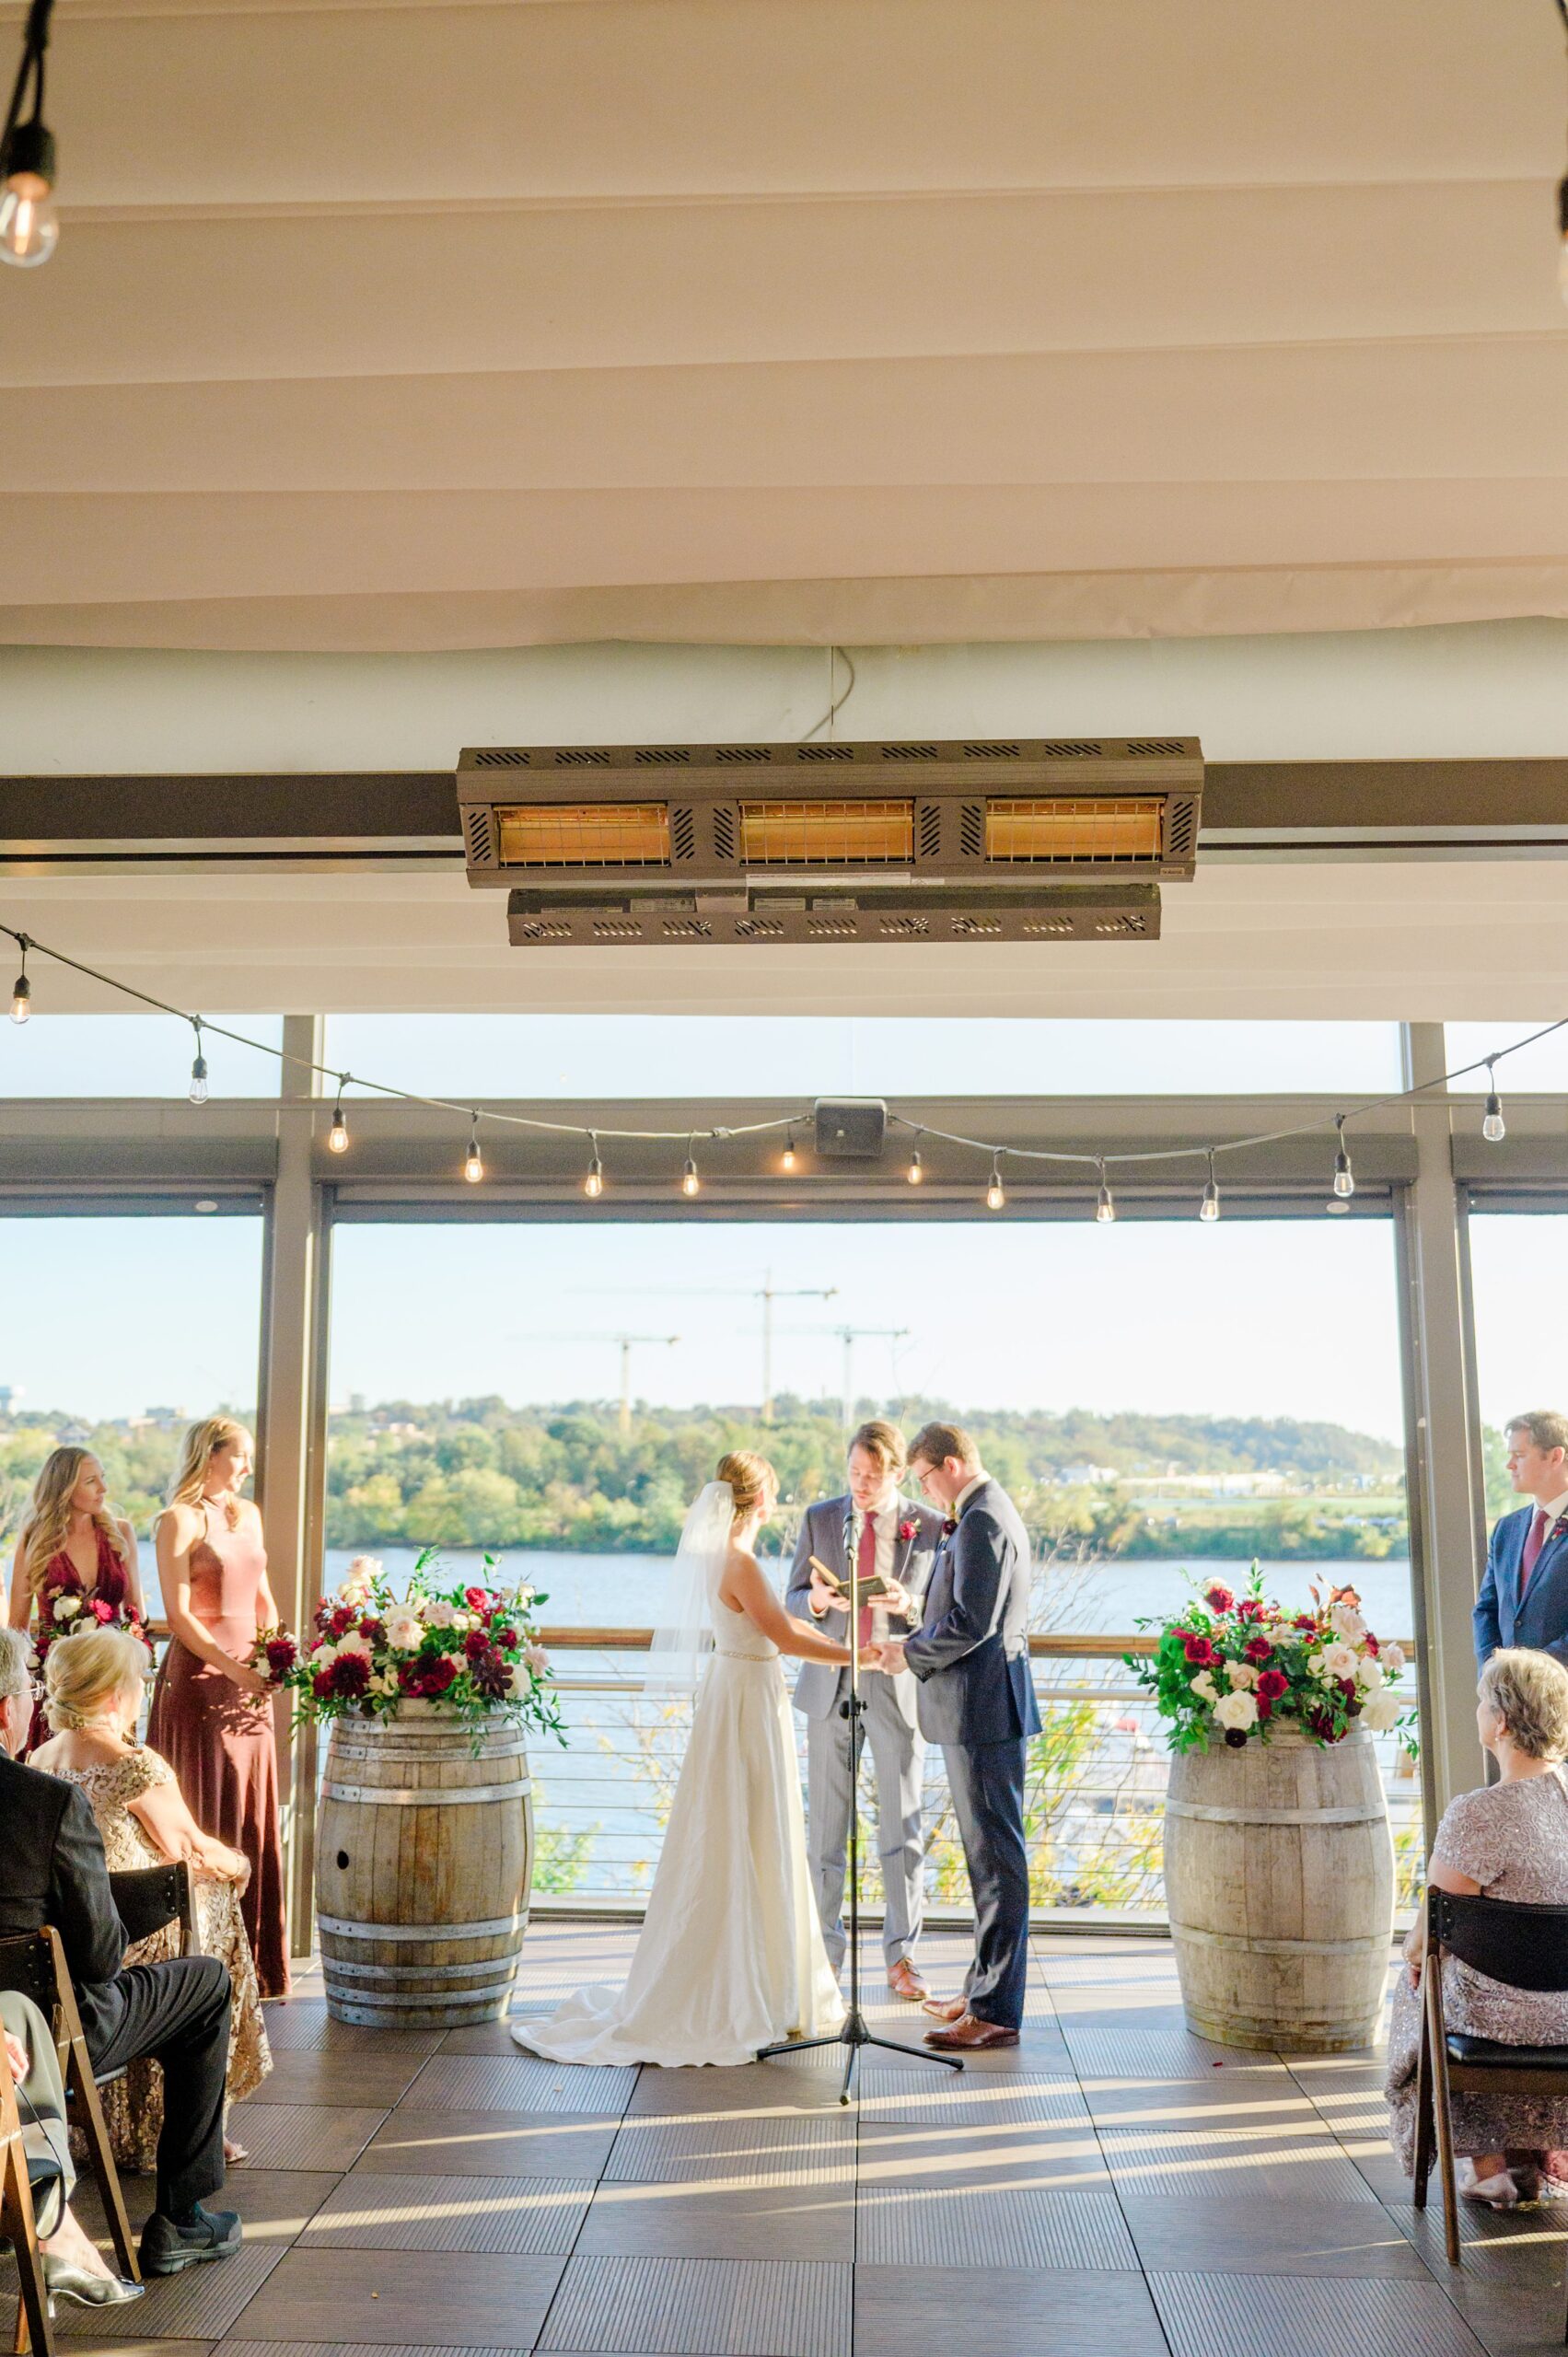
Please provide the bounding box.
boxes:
[786,1420,946,2003]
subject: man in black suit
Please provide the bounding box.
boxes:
[0,1625,241,2274]
[867,1422,1040,2050]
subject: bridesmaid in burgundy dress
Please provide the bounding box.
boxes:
[6,1446,146,1752]
[147,1416,291,1997]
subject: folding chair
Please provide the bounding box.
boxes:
[1412,1881,1568,2336]
[0,2022,53,2357]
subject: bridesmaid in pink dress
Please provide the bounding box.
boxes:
[6,1446,146,1753]
[147,1417,291,1997]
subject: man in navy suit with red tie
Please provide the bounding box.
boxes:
[1474,1411,1568,1668]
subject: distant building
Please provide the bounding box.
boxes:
[135,1406,188,1432]
[1058,1463,1121,1486]
[0,1384,19,1416]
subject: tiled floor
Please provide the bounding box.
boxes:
[8,1924,1568,2357]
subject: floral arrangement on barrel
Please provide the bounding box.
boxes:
[252,1549,564,1741]
[1128,1568,1413,1752]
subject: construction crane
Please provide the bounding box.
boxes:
[511,1333,679,1434]
[828,1326,910,1434]
[596,1271,837,1421]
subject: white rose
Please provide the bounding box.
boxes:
[1191,1671,1218,1704]
[1360,1691,1402,1733]
[1382,1643,1406,1678]
[424,1599,458,1630]
[526,1644,549,1675]
[1319,1643,1359,1681]
[515,1585,536,1608]
[1307,1652,1327,1678]
[508,1661,534,1701]
[1225,1659,1258,1690]
[1355,1655,1384,1690]
[1329,1605,1366,1643]
[1214,1689,1260,1731]
[370,1669,400,1697]
[333,1631,373,1662]
[449,1610,474,1634]
[385,1608,423,1652]
[52,1596,81,1623]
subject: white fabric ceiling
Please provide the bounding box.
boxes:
[0,0,1563,650]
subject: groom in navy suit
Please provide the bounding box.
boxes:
[1475,1409,1568,1667]
[868,1421,1040,2050]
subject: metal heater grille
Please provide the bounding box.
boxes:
[737,801,914,865]
[495,804,671,867]
[984,798,1165,863]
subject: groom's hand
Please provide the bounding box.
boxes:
[878,1575,913,1620]
[872,1639,909,1677]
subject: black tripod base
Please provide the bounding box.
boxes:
[759,2007,965,2105]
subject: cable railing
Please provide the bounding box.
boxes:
[525,1627,1424,1927]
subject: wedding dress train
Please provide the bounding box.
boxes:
[513,1564,843,2068]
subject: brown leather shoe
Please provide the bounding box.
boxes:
[887,1959,928,2003]
[922,1994,967,2023]
[923,2014,1020,2050]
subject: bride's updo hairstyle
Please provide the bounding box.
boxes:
[716,1451,776,1524]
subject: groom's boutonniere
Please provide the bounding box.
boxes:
[941,1516,958,1538]
[898,1519,916,1542]
[1554,1514,1568,1541]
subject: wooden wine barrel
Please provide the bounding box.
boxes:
[315,1704,534,2028]
[1164,1726,1395,2053]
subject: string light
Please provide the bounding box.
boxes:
[1482,1058,1506,1143]
[907,1136,923,1186]
[1332,1114,1355,1200]
[986,1155,1005,1212]
[681,1136,701,1198]
[8,936,29,1023]
[584,1133,605,1199]
[0,0,59,270]
[1095,1159,1117,1225]
[1200,1151,1220,1224]
[781,1132,797,1174]
[328,1082,350,1155]
[463,1118,484,1184]
[187,1019,209,1107]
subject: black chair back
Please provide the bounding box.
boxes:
[0,1933,58,2014]
[110,1860,192,1948]
[1431,1887,1568,1992]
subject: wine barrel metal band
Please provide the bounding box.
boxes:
[331,1739,532,1764]
[1172,1922,1394,1957]
[326,1952,524,1983]
[318,1910,525,1940]
[1166,1801,1388,1828]
[319,1780,532,1807]
[327,1980,521,2009]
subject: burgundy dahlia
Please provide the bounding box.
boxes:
[1202,1584,1235,1613]
[1182,1634,1216,1667]
[1255,1667,1288,1701]
[264,1634,299,1678]
[1243,1634,1273,1664]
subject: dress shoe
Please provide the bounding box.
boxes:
[922,1995,967,2023]
[139,2204,242,2275]
[923,2013,1020,2051]
[41,2258,146,2308]
[887,1959,928,2003]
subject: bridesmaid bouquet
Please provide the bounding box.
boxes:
[1127,1568,1412,1752]
[252,1547,563,1740]
[36,1570,146,1671]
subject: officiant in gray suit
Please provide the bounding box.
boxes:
[785,1420,946,2003]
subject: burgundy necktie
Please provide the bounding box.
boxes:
[1521,1505,1551,1598]
[856,1511,877,1649]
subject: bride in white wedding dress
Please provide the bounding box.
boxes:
[512,1450,853,2067]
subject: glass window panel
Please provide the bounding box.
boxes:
[1444,1022,1568,1095]
[3,1015,285,1097]
[326,1016,1402,1101]
[0,1213,265,1619]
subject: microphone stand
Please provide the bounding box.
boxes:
[760,1510,963,2105]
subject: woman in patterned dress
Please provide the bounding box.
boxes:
[6,1446,145,1751]
[1387,1647,1568,2207]
[30,1625,272,2168]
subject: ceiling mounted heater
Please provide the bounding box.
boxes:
[457,737,1202,946]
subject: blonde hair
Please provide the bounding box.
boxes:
[165,1417,251,1531]
[716,1450,776,1523]
[17,1448,127,1599]
[44,1626,151,1733]
[1480,1647,1568,1762]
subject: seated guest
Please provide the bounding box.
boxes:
[0,1624,242,2275]
[1387,1647,1568,2207]
[30,1627,273,2169]
[2,1988,143,2308]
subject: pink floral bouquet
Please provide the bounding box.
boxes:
[1128,1568,1413,1752]
[252,1547,563,1739]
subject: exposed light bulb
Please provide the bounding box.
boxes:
[781,1134,797,1174]
[584,1146,605,1199]
[1482,1067,1505,1143]
[681,1155,701,1198]
[188,1051,209,1107]
[1096,1179,1117,1225]
[986,1161,1005,1212]
[1200,1155,1220,1224]
[907,1146,923,1186]
[0,121,59,271]
[1332,1118,1354,1200]
[463,1123,483,1183]
[328,1103,350,1155]
[9,963,29,1023]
